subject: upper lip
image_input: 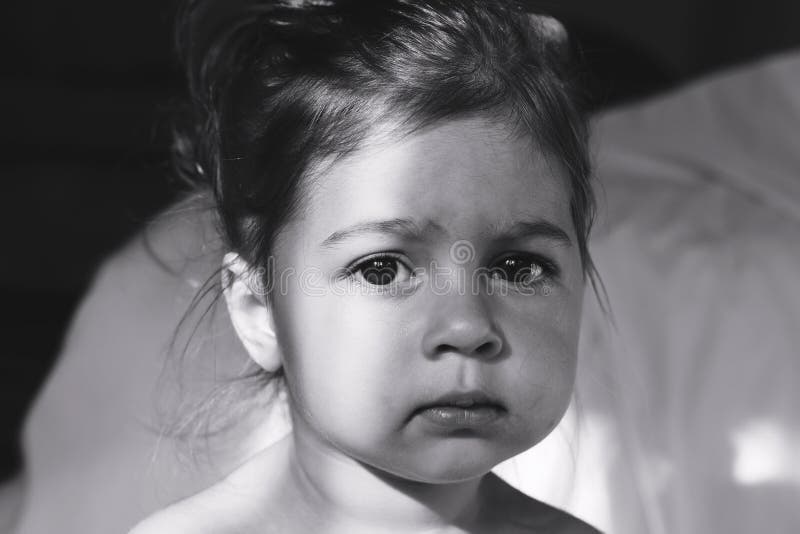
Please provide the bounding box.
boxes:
[416,390,506,411]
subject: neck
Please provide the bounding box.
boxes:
[277,423,486,533]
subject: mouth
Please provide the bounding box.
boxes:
[413,391,507,429]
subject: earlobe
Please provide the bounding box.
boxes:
[221,252,282,373]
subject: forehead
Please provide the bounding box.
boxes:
[292,117,573,245]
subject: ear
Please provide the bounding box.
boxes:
[221,252,282,373]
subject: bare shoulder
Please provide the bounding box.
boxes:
[127,487,225,534]
[128,509,194,534]
[128,480,266,534]
[480,473,602,534]
[128,443,287,534]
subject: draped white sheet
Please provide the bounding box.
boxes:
[499,49,800,533]
[9,50,800,533]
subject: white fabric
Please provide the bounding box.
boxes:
[500,50,800,533]
[8,50,800,533]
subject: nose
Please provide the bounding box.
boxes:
[421,291,504,361]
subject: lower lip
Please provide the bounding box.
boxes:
[416,405,505,428]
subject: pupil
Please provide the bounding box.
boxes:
[495,258,543,284]
[362,259,398,286]
[515,262,543,285]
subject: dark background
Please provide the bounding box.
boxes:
[1,0,799,482]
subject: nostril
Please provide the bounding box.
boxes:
[475,340,499,357]
[435,340,499,359]
[435,343,458,355]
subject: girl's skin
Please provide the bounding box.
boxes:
[131,117,598,533]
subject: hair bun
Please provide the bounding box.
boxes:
[529,14,568,45]
[526,12,571,65]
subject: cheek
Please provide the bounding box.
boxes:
[272,291,412,437]
[500,290,583,436]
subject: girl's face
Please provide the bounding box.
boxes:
[268,117,584,483]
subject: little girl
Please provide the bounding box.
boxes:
[133,0,601,532]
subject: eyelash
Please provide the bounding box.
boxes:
[345,252,413,288]
[489,253,560,287]
[345,251,560,290]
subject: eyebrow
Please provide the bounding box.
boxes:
[491,219,573,247]
[320,216,572,248]
[320,217,445,248]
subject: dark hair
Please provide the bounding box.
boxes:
[174,0,596,277]
[162,0,602,451]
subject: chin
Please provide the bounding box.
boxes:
[386,443,513,484]
[414,466,495,484]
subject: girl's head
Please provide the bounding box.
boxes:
[174,0,596,482]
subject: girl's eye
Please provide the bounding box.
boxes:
[490,254,557,287]
[349,254,412,287]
